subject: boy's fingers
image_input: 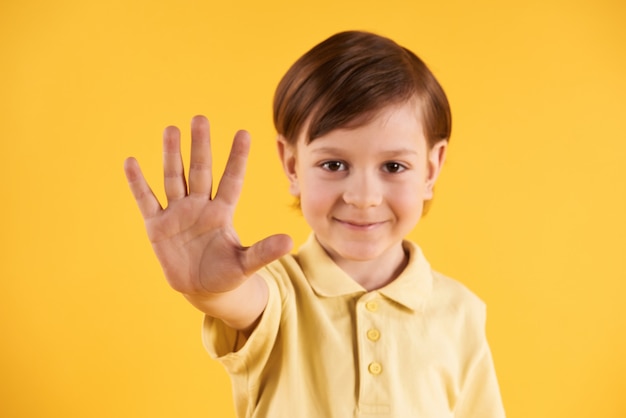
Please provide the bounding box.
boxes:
[163,126,187,202]
[215,130,251,207]
[124,157,163,219]
[188,115,213,197]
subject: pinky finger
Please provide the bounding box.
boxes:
[124,157,163,219]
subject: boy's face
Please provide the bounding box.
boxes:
[278,101,447,273]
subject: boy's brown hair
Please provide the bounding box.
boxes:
[273,30,452,148]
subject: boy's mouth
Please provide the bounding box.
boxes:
[334,218,384,230]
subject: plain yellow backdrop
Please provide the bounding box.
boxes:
[2,0,625,417]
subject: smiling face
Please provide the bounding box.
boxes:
[278,101,447,282]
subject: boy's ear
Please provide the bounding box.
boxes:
[276,135,301,197]
[424,139,448,200]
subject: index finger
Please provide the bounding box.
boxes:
[214,130,251,207]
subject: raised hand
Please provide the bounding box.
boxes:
[124,116,293,303]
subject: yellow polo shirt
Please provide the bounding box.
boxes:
[203,235,505,417]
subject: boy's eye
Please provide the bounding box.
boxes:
[383,162,406,173]
[321,161,346,171]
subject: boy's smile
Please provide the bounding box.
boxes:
[279,101,447,289]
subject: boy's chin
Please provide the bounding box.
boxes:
[320,238,403,264]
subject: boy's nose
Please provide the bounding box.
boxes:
[342,172,383,208]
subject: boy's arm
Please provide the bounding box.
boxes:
[183,274,269,332]
[124,115,292,331]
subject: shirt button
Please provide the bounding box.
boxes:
[367,329,381,342]
[368,362,383,375]
[365,301,379,312]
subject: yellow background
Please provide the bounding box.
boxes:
[2,0,625,416]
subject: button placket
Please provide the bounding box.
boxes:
[356,294,390,412]
[362,296,382,377]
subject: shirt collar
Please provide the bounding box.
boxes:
[296,234,433,311]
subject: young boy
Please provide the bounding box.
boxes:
[124,31,505,417]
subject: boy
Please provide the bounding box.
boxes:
[124,31,505,417]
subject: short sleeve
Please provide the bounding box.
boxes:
[201,268,283,376]
[453,306,506,418]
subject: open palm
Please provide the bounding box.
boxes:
[124,115,292,296]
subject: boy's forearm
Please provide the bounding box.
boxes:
[183,273,268,332]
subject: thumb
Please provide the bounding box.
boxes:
[242,234,294,275]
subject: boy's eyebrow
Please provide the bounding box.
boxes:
[378,148,420,158]
[309,146,420,157]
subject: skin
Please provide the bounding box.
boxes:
[124,102,446,334]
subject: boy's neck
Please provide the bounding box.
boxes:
[334,244,409,291]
